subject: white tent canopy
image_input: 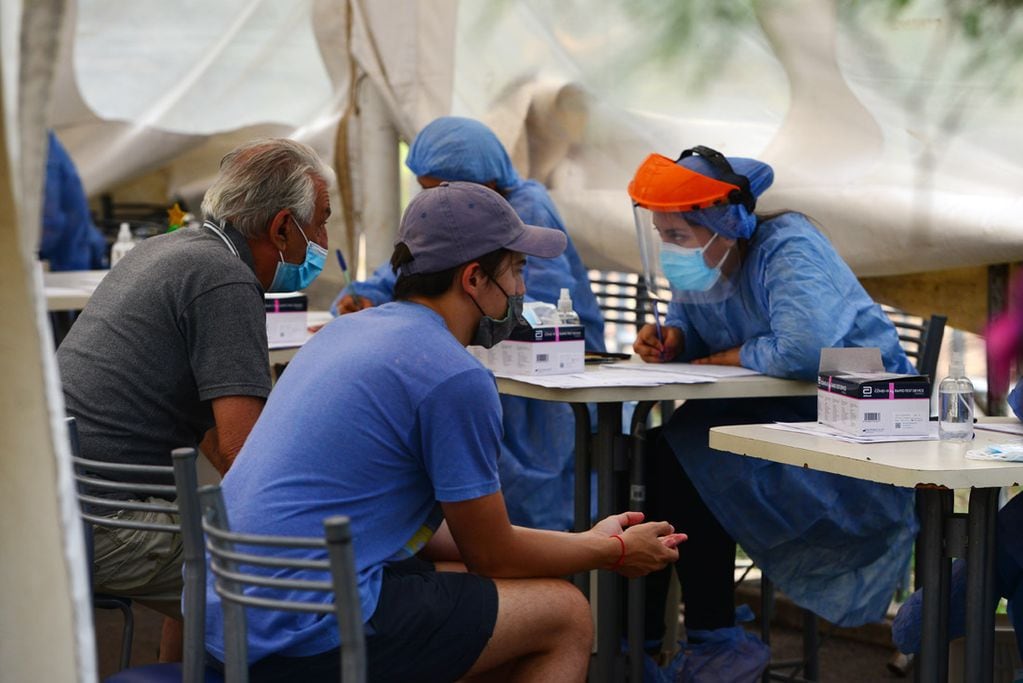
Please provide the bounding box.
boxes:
[3,2,1022,679]
[49,0,1023,282]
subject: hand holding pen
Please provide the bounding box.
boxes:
[633,300,683,363]
[335,249,370,313]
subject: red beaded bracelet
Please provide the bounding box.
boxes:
[610,534,626,571]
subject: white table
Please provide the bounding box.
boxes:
[43,269,108,311]
[496,367,816,683]
[709,422,1023,683]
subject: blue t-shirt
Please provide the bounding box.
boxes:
[204,302,503,663]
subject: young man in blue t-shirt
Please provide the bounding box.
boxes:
[205,181,686,682]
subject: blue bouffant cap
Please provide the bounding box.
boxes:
[677,154,774,240]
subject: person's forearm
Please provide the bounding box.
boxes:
[198,428,231,476]
[464,526,620,578]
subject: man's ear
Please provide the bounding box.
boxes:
[460,262,484,295]
[267,209,292,251]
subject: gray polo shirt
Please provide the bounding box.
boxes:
[58,223,272,492]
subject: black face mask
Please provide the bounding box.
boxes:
[469,280,526,349]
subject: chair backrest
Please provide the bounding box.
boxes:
[589,270,671,354]
[200,485,366,683]
[882,307,948,389]
[69,418,207,683]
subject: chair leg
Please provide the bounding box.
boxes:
[94,596,134,671]
[801,609,818,681]
[761,577,774,683]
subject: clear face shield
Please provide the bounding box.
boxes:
[634,204,737,305]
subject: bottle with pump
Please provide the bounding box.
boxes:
[110,222,135,267]
[557,288,580,326]
[938,330,974,441]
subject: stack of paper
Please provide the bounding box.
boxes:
[494,362,760,389]
[766,421,939,444]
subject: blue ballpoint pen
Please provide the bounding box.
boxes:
[651,298,665,360]
[335,249,362,310]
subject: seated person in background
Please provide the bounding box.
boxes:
[57,137,332,656]
[629,147,917,666]
[40,130,108,271]
[206,181,685,683]
[893,274,1023,680]
[332,116,605,531]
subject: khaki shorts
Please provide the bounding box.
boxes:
[91,497,184,618]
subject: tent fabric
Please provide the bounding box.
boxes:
[46,0,1023,293]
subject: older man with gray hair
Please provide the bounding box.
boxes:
[58,137,332,658]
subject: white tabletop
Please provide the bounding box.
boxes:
[496,364,816,403]
[44,269,108,311]
[709,421,1023,489]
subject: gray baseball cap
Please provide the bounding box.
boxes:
[396,181,567,275]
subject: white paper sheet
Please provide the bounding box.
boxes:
[975,422,1023,437]
[766,421,940,444]
[494,370,667,388]
[602,362,759,380]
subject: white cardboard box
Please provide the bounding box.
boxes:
[470,324,584,375]
[817,347,931,436]
[264,292,308,345]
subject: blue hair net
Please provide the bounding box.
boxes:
[677,154,774,240]
[405,117,521,191]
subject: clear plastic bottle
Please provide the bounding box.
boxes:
[110,222,135,267]
[938,333,974,441]
[557,288,580,325]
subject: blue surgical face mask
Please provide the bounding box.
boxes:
[659,233,727,292]
[268,220,327,292]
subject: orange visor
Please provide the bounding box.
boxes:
[627,153,742,212]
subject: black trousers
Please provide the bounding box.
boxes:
[643,427,738,642]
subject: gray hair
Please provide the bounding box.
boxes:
[201,138,334,239]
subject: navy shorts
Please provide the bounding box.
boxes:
[234,557,499,683]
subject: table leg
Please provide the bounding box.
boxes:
[627,401,657,683]
[593,402,624,682]
[964,488,998,683]
[917,488,952,683]
[571,404,592,598]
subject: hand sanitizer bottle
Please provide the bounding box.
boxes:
[557,288,580,326]
[938,331,974,441]
[110,222,135,267]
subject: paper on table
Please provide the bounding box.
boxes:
[602,362,760,379]
[601,361,757,378]
[766,421,940,444]
[975,422,1023,437]
[494,369,670,388]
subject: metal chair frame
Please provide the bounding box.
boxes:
[70,417,207,682]
[200,485,366,683]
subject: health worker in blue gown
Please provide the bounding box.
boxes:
[629,147,919,655]
[40,130,108,271]
[331,116,605,530]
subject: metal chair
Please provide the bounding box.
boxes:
[588,269,671,354]
[70,417,211,682]
[883,307,947,385]
[200,484,366,683]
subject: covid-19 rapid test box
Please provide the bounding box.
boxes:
[469,324,585,376]
[817,347,931,436]
[264,292,308,345]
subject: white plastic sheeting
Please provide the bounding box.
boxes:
[3,0,98,680]
[49,0,1023,279]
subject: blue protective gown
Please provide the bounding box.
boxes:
[40,131,108,271]
[663,211,919,627]
[331,119,605,530]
